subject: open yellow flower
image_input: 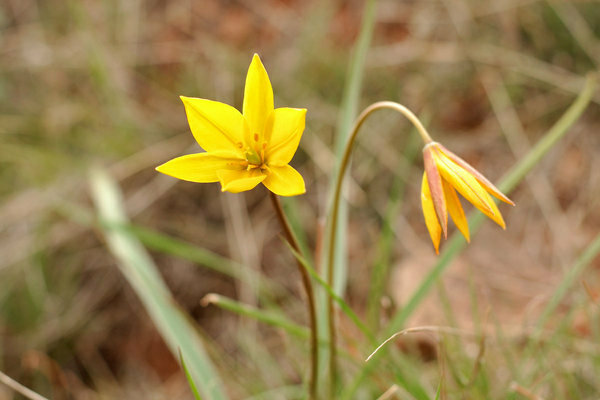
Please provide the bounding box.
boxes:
[156,54,306,196]
[421,142,515,254]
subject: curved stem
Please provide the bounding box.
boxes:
[269,192,318,400]
[326,101,432,390]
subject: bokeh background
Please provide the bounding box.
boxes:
[1,0,600,399]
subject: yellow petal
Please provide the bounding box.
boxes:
[442,179,470,242]
[421,173,442,254]
[485,194,506,229]
[435,150,493,215]
[437,144,514,206]
[424,145,447,238]
[156,151,245,183]
[263,165,306,196]
[243,54,274,142]
[180,96,248,155]
[217,169,266,193]
[265,107,306,165]
[437,153,505,228]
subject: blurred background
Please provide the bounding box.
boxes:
[1,0,599,399]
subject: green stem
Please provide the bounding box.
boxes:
[326,101,433,394]
[269,192,318,400]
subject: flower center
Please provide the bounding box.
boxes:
[245,148,262,166]
[243,133,269,171]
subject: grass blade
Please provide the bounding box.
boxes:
[534,232,600,334]
[179,349,203,400]
[287,244,374,343]
[90,168,228,400]
[200,293,310,339]
[329,0,377,295]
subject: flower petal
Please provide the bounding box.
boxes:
[485,194,506,229]
[421,173,442,254]
[424,145,448,238]
[436,153,506,228]
[442,179,470,242]
[243,54,274,142]
[266,107,306,165]
[262,165,306,196]
[217,169,266,193]
[437,143,514,206]
[156,151,245,183]
[435,150,493,215]
[180,96,248,155]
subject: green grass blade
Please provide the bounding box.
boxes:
[435,381,442,400]
[534,232,600,336]
[319,0,378,390]
[126,224,242,277]
[54,200,286,298]
[120,223,286,297]
[90,168,228,400]
[287,244,375,343]
[179,349,203,400]
[329,0,378,295]
[201,293,310,339]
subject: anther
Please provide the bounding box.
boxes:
[254,133,259,142]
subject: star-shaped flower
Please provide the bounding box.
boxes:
[156,54,306,196]
[421,142,515,254]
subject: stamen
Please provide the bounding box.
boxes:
[227,160,248,168]
[254,133,259,142]
[260,144,265,161]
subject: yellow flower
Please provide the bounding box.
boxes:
[421,142,514,254]
[156,54,306,196]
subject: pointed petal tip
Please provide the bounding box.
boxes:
[251,53,263,65]
[155,163,167,173]
[495,192,515,206]
[496,218,506,230]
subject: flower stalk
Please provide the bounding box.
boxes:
[326,101,433,392]
[269,192,318,400]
